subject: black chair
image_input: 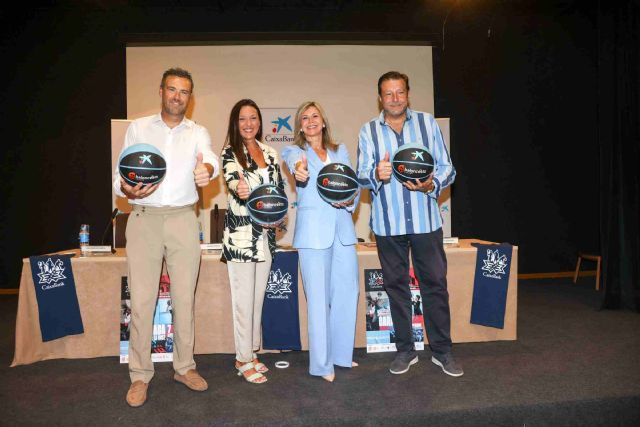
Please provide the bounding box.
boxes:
[210,206,226,243]
[114,213,130,248]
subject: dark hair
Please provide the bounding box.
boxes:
[224,99,263,170]
[160,67,194,92]
[377,71,409,95]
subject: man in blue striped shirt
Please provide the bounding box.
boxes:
[357,71,463,377]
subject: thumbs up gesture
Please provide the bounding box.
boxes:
[294,154,309,183]
[376,152,392,181]
[193,152,212,187]
[236,172,251,200]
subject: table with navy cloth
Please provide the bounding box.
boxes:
[12,240,517,366]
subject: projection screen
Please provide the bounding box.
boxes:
[119,43,448,244]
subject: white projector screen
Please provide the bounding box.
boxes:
[123,44,440,244]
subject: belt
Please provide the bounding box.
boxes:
[131,204,196,215]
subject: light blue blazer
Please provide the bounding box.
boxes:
[282,143,360,250]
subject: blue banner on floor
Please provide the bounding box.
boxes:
[29,255,84,341]
[470,243,513,329]
[262,250,301,350]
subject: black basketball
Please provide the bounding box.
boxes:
[316,162,359,204]
[246,184,288,226]
[118,143,167,186]
[391,143,434,183]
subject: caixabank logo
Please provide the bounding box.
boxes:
[265,269,293,300]
[271,116,292,133]
[262,108,296,144]
[481,249,508,279]
[138,154,152,165]
[36,258,67,290]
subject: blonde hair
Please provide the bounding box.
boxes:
[292,101,338,152]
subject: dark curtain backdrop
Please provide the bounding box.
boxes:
[0,1,630,288]
[598,0,640,311]
[435,1,599,274]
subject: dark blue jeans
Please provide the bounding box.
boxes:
[375,228,452,355]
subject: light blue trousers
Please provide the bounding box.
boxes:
[298,236,359,376]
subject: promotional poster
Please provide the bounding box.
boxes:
[365,268,424,353]
[120,274,174,363]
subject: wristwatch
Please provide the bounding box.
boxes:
[426,183,435,194]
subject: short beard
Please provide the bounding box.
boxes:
[384,106,407,120]
[163,103,186,117]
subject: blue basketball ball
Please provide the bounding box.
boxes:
[118,143,167,186]
[246,184,288,226]
[391,143,434,183]
[316,162,359,204]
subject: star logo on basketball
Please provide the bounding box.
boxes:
[333,164,345,172]
[265,187,277,194]
[391,143,434,184]
[138,154,152,165]
[266,269,293,299]
[411,151,424,161]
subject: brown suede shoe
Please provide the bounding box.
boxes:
[174,369,208,391]
[126,381,148,407]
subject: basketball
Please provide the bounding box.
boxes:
[246,184,288,226]
[316,162,359,204]
[391,143,434,183]
[118,143,167,186]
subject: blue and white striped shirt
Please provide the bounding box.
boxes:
[357,109,455,236]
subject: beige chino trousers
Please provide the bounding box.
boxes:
[227,233,272,363]
[126,204,201,383]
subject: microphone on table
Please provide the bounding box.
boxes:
[100,208,120,249]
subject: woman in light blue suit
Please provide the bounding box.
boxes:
[282,101,360,382]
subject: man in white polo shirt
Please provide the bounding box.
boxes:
[113,67,219,407]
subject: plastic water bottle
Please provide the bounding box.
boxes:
[79,224,90,248]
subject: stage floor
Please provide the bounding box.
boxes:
[2,278,639,426]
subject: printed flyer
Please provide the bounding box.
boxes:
[120,274,174,363]
[364,268,424,353]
